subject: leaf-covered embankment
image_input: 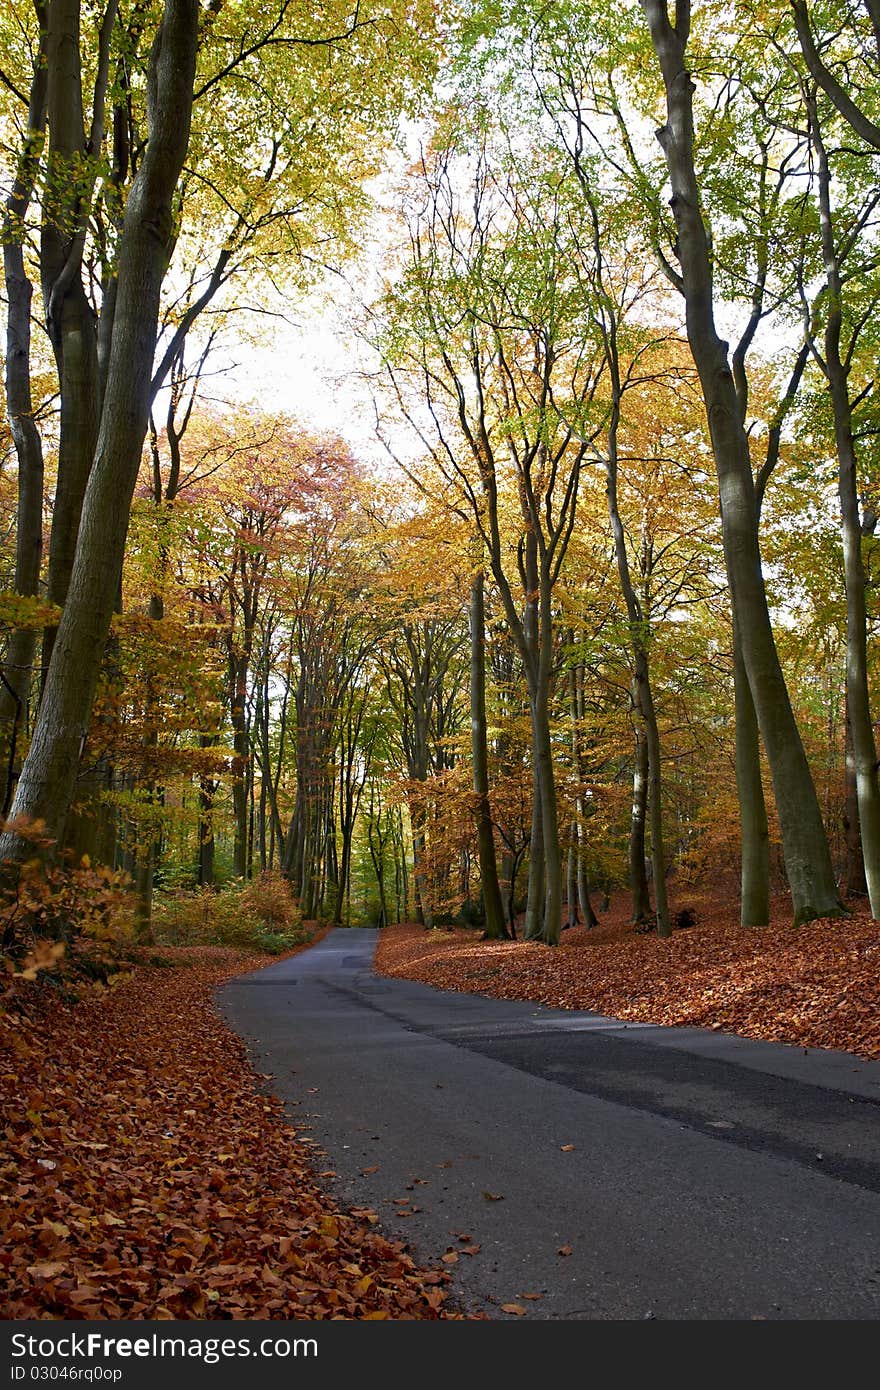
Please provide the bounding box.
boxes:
[0,944,456,1319]
[375,896,880,1060]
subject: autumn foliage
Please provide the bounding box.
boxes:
[0,946,456,1319]
[376,896,880,1060]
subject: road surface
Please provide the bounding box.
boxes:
[219,928,880,1320]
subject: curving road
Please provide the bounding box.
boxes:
[219,928,880,1320]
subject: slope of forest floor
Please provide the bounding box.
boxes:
[0,940,456,1319]
[375,893,880,1060]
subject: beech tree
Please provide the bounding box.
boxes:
[636,0,843,925]
[0,0,436,864]
[0,0,200,865]
[379,135,611,943]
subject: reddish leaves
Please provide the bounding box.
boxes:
[0,946,456,1319]
[375,894,880,1059]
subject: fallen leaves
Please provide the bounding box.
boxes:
[374,893,880,1059]
[0,945,458,1320]
[500,1302,527,1316]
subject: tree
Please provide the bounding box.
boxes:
[0,0,201,865]
[469,567,508,938]
[0,0,436,865]
[379,133,610,942]
[638,0,843,924]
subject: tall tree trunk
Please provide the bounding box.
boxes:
[397,807,409,923]
[808,92,880,920]
[469,572,508,939]
[577,839,598,928]
[523,753,545,940]
[198,778,216,887]
[499,848,515,932]
[412,821,433,929]
[230,654,249,878]
[0,23,48,781]
[518,531,562,944]
[40,0,108,678]
[569,662,599,928]
[565,822,577,928]
[637,651,671,937]
[630,716,651,922]
[641,0,843,924]
[0,0,200,863]
[734,619,770,925]
[844,694,868,896]
[533,680,563,943]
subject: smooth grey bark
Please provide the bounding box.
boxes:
[469,571,508,939]
[523,756,545,941]
[0,9,48,782]
[565,823,577,928]
[640,0,843,925]
[805,92,880,920]
[844,695,868,895]
[791,0,880,151]
[639,653,671,936]
[629,710,651,922]
[0,0,200,861]
[735,345,808,925]
[578,846,598,928]
[39,0,118,678]
[733,617,770,925]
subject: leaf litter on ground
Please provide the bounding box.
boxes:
[375,891,880,1060]
[0,944,459,1319]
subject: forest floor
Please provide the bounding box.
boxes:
[375,890,880,1061]
[0,936,456,1319]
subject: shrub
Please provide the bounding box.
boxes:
[0,819,137,989]
[152,871,308,953]
[239,871,302,931]
[0,819,136,958]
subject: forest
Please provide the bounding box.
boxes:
[3,0,880,1331]
[2,0,879,953]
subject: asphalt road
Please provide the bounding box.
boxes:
[219,928,880,1320]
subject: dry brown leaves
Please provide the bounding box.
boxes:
[0,943,455,1320]
[375,893,880,1060]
